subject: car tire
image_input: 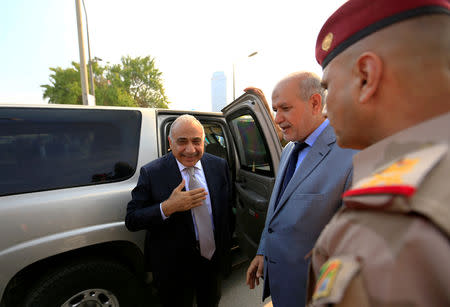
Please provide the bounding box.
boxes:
[23,259,144,307]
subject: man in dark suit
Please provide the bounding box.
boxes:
[125,114,232,307]
[246,72,357,307]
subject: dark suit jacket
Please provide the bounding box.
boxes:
[125,152,233,282]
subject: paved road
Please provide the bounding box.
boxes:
[220,260,272,307]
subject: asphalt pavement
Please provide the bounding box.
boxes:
[220,260,272,307]
[216,240,273,307]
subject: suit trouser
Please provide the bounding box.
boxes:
[156,252,221,307]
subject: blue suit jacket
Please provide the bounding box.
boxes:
[257,125,357,307]
[125,152,233,281]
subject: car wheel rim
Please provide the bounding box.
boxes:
[61,288,119,307]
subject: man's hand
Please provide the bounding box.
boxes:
[161,179,207,217]
[246,255,264,289]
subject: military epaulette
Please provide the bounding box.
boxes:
[343,143,448,207]
[310,256,360,306]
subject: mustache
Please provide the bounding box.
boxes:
[182,152,200,157]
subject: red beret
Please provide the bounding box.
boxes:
[316,0,450,68]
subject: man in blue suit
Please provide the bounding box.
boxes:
[126,115,232,307]
[246,72,357,307]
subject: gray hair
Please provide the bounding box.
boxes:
[287,71,326,110]
[300,73,325,101]
[169,114,205,140]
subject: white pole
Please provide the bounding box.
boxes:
[75,0,89,106]
[82,0,95,97]
[232,63,235,101]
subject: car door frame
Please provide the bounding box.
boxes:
[222,92,282,257]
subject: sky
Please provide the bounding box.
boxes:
[0,0,346,111]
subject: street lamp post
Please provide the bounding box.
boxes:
[232,51,258,101]
[232,62,235,101]
[75,0,96,105]
[82,0,95,97]
[75,0,89,106]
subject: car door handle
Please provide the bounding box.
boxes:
[235,182,268,211]
[235,178,246,189]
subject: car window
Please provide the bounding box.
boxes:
[229,114,273,176]
[0,108,141,196]
[203,122,228,161]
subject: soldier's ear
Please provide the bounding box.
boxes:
[355,52,382,104]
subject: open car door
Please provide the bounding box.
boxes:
[222,92,282,258]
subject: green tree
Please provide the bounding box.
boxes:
[41,55,170,108]
[41,62,82,105]
[108,56,169,108]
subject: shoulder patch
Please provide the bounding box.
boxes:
[312,256,360,305]
[313,259,341,300]
[343,143,448,206]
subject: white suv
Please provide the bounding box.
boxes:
[0,96,282,307]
